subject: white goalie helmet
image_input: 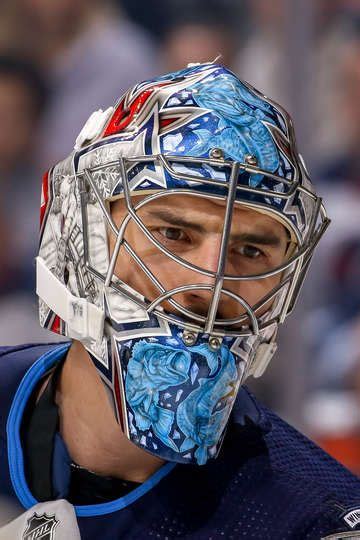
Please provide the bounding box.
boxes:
[36,63,329,465]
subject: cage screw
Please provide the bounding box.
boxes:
[244,154,258,166]
[209,147,224,160]
[182,330,197,346]
[209,336,222,350]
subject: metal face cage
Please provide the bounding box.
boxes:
[77,153,330,342]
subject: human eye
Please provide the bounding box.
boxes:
[156,227,189,243]
[235,244,264,259]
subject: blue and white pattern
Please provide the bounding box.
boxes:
[79,63,306,231]
[176,344,239,465]
[125,341,191,452]
[163,73,280,187]
[122,338,242,465]
[71,64,311,236]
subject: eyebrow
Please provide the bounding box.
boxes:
[144,209,282,247]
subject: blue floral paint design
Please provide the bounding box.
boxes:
[177,344,238,465]
[124,339,240,465]
[149,64,280,184]
[125,341,191,451]
[187,75,280,187]
[113,64,294,220]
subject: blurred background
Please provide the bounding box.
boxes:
[0,0,359,474]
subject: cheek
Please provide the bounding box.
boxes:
[232,274,281,309]
[112,245,172,300]
[136,252,185,291]
[120,226,184,285]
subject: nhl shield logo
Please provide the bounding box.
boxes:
[23,512,59,540]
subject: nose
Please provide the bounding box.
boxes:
[172,235,238,320]
[189,234,221,276]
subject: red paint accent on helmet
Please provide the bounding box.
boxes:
[104,89,154,136]
[50,314,61,335]
[103,81,173,137]
[159,117,180,129]
[40,170,50,229]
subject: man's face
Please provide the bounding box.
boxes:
[109,194,290,325]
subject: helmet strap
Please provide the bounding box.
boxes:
[36,256,104,342]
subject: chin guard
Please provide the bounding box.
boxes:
[248,340,278,378]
